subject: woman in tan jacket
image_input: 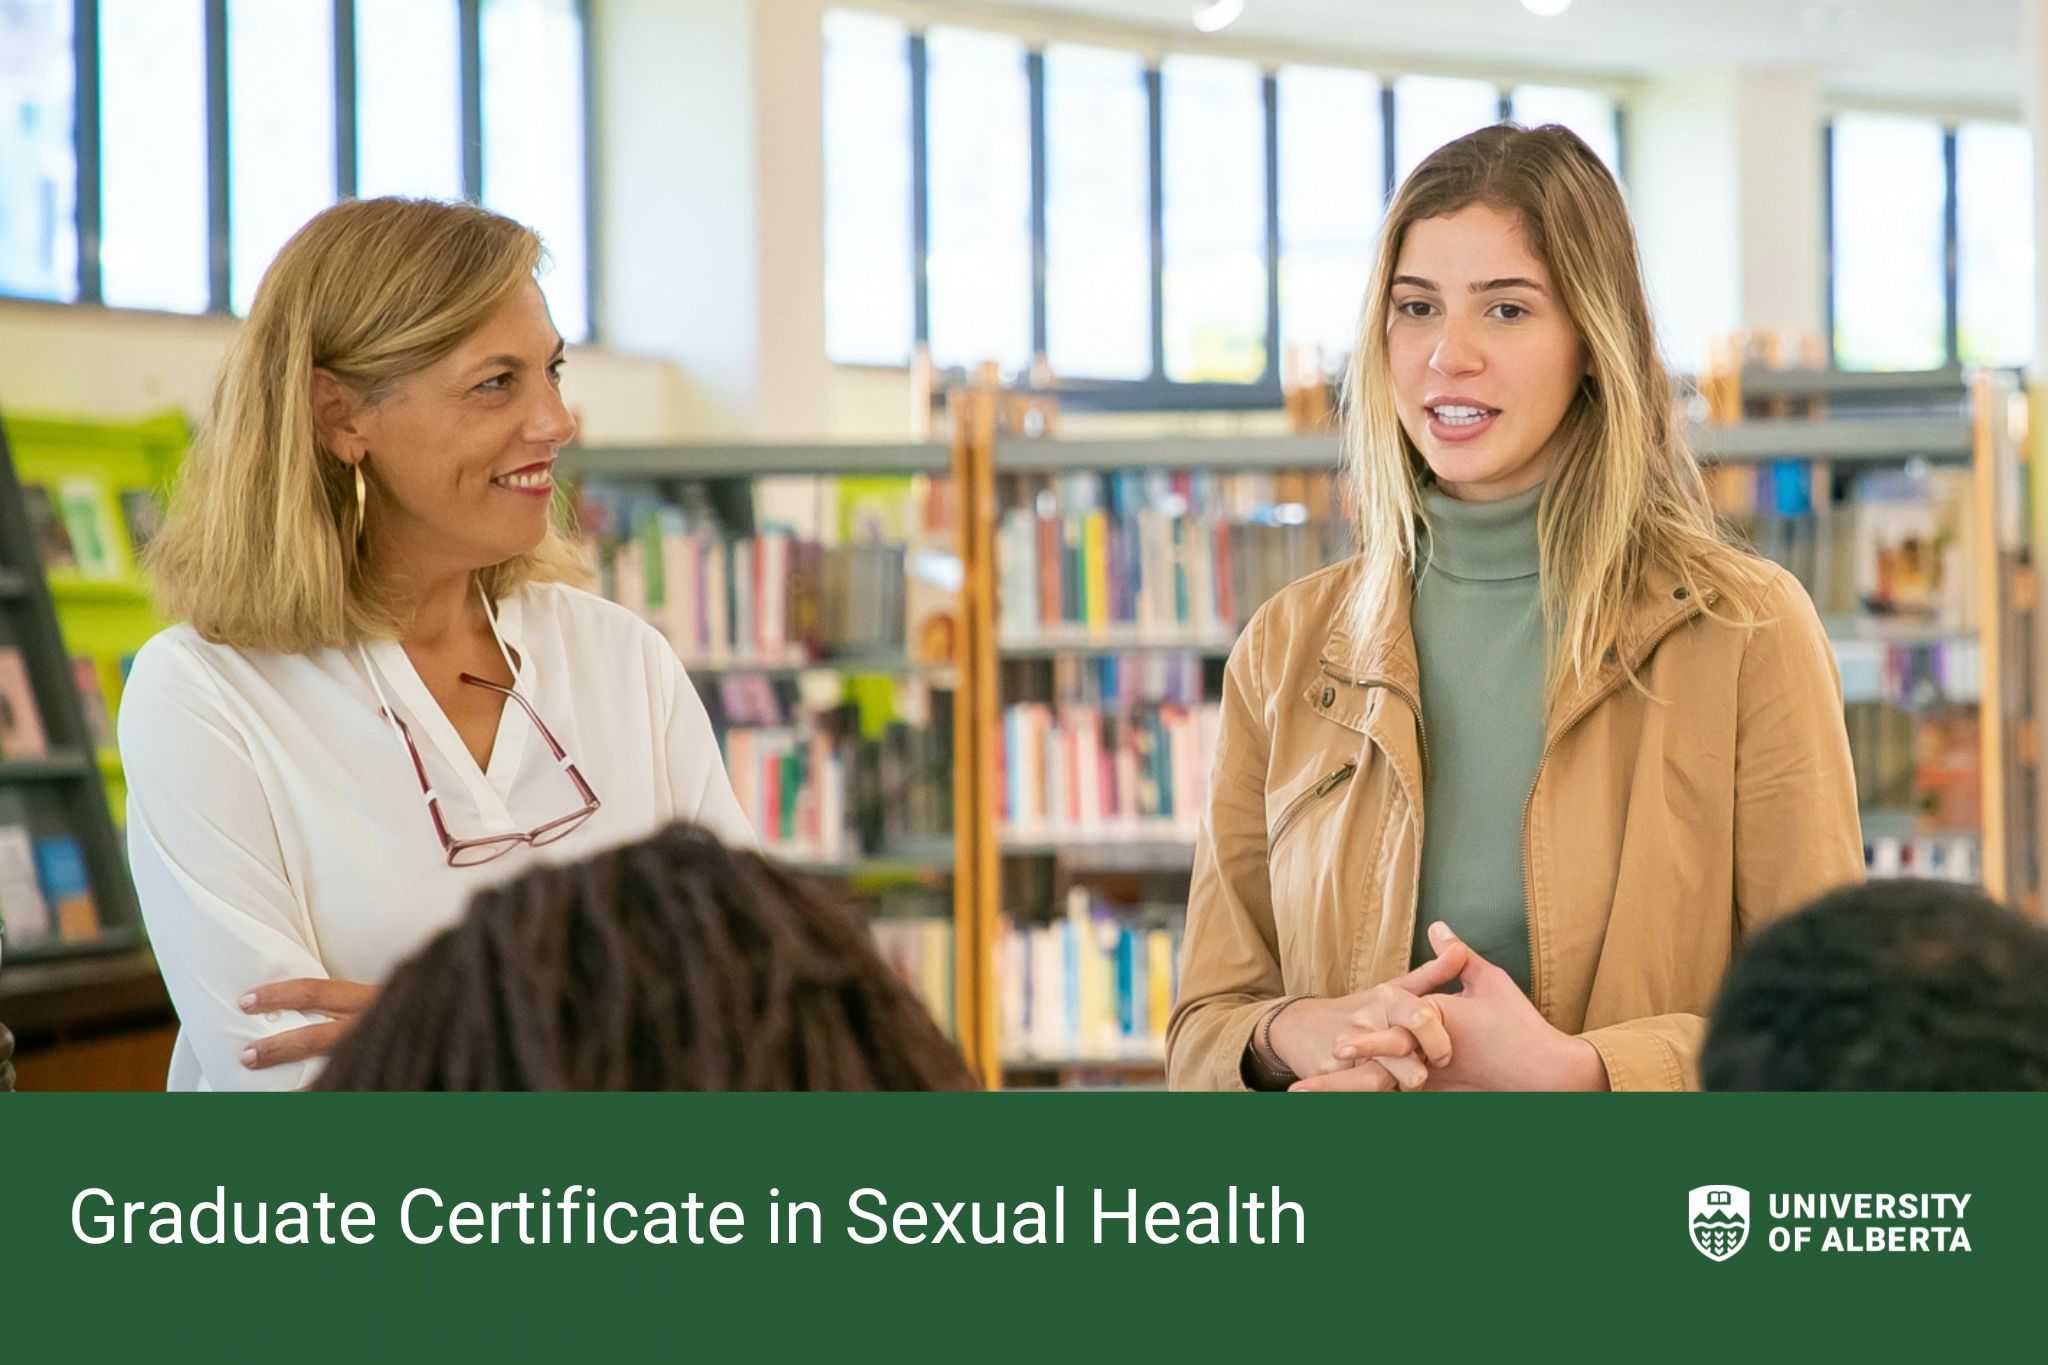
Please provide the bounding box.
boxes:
[1167,124,1863,1093]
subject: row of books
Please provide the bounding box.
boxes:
[1865,835,1979,883]
[21,477,162,580]
[870,916,955,1040]
[998,701,1219,842]
[607,531,928,663]
[0,648,43,759]
[586,478,958,665]
[996,892,1184,1061]
[1846,704,1980,832]
[0,646,134,759]
[995,469,1351,642]
[1711,464,1977,628]
[711,677,955,861]
[0,820,100,947]
[1037,651,1210,710]
[1832,638,1980,709]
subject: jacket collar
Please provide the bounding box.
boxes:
[1317,557,1711,733]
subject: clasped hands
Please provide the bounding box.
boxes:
[1269,922,1609,1092]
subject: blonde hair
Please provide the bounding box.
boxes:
[1344,124,1770,709]
[146,197,588,652]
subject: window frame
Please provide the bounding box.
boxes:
[1824,109,2033,375]
[860,31,1633,410]
[3,0,597,342]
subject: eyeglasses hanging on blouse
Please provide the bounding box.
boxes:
[358,580,601,868]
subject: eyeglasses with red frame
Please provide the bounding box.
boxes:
[383,672,601,867]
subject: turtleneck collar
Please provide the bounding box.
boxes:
[1418,481,1543,583]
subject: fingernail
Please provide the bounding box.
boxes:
[239,993,257,1011]
[240,1047,258,1068]
[1334,1045,1354,1060]
[1430,921,1455,943]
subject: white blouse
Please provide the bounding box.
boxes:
[119,581,752,1091]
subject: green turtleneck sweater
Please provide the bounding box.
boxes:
[1410,483,1546,994]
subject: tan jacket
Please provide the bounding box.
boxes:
[1167,555,1864,1091]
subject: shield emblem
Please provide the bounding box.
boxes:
[1688,1185,1751,1261]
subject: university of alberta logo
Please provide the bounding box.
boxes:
[1688,1185,1750,1261]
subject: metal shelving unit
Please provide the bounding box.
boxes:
[1703,363,2037,910]
[0,414,147,980]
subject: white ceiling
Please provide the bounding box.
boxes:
[994,0,2028,110]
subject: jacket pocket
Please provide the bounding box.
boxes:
[1269,761,1357,852]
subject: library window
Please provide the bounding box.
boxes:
[1392,73,1501,186]
[1508,83,1619,174]
[1276,65,1382,370]
[823,8,915,367]
[925,25,1032,377]
[481,0,589,342]
[1831,112,1947,372]
[1043,42,1150,381]
[0,0,77,303]
[1956,121,2034,371]
[1161,53,1267,384]
[227,0,336,316]
[2,0,595,331]
[98,0,210,313]
[356,0,463,201]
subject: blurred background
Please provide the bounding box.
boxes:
[2,0,2044,1091]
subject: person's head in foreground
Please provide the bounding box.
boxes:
[315,822,978,1091]
[1701,879,2048,1091]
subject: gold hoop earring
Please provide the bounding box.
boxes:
[353,464,367,549]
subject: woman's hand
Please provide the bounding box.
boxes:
[1270,941,1470,1091]
[238,978,378,1073]
[1353,922,1608,1092]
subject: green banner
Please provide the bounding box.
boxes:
[1,1095,2039,1356]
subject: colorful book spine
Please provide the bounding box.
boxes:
[870,917,955,1038]
[997,897,1183,1062]
[0,648,48,759]
[31,835,98,942]
[995,469,1350,642]
[0,823,51,946]
[997,699,1217,841]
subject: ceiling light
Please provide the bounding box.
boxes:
[1193,0,1244,33]
[1522,0,1572,16]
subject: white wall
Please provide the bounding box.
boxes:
[590,0,829,438]
[0,300,698,444]
[1628,66,1828,374]
[1733,70,1826,345]
[1628,73,1744,375]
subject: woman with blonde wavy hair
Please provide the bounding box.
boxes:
[1167,124,1862,1093]
[122,198,751,1091]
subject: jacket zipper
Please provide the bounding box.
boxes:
[1270,761,1357,848]
[1518,605,1701,1016]
[1321,670,1432,780]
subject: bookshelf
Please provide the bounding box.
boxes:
[562,421,985,1062]
[2,411,186,827]
[977,425,1350,1087]
[1697,359,2037,912]
[0,410,154,1013]
[571,364,2040,1088]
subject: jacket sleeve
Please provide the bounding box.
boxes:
[1582,570,1865,1091]
[1167,605,1288,1091]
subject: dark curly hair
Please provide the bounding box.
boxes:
[1701,879,2048,1091]
[314,822,977,1092]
